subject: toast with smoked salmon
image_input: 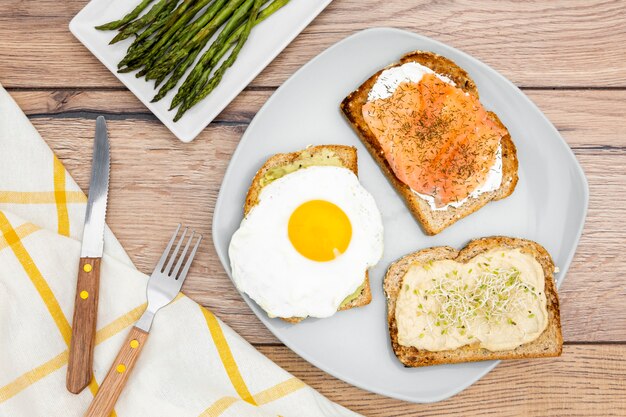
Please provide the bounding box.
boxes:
[341,51,518,235]
[384,236,562,367]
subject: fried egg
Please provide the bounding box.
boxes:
[229,165,384,319]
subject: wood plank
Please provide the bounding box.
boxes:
[7,88,265,123]
[23,117,626,344]
[9,90,147,116]
[1,1,625,88]
[258,0,626,88]
[258,344,626,417]
[9,89,626,148]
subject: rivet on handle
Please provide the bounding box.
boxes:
[116,364,126,374]
[83,263,93,273]
[130,340,139,349]
[80,291,89,300]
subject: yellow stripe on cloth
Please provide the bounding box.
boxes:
[0,212,117,413]
[253,377,306,406]
[53,156,70,237]
[198,396,239,417]
[201,307,257,405]
[0,212,72,345]
[95,303,147,345]
[198,377,307,417]
[0,351,68,403]
[0,302,148,404]
[0,297,180,403]
[0,191,86,204]
[0,223,39,252]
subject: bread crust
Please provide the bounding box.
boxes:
[383,237,563,367]
[340,51,519,235]
[243,145,371,323]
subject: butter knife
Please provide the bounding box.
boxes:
[67,116,110,394]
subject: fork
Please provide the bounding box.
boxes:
[84,225,202,417]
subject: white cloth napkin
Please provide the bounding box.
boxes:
[0,84,360,417]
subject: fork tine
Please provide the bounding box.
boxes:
[153,224,181,275]
[163,227,187,275]
[170,230,194,279]
[176,234,202,282]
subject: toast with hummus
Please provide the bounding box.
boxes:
[341,51,518,235]
[384,237,562,367]
[244,145,372,323]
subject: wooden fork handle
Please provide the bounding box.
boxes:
[67,257,101,394]
[84,326,149,417]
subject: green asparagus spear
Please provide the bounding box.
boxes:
[117,0,203,69]
[148,0,253,86]
[152,46,202,100]
[96,0,154,31]
[139,0,229,79]
[147,0,247,81]
[126,0,178,52]
[169,33,234,110]
[117,0,199,69]
[174,0,264,121]
[169,0,287,109]
[124,0,216,75]
[109,0,172,44]
[152,0,256,102]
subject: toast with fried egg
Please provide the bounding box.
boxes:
[341,51,518,235]
[243,145,373,323]
[384,236,562,367]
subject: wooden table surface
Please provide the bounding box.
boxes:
[2,0,625,415]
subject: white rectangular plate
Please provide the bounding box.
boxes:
[70,0,332,142]
[213,28,589,403]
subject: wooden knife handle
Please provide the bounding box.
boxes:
[84,326,149,417]
[67,257,101,394]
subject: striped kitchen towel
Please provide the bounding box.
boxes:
[0,84,360,417]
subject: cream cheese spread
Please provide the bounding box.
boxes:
[367,62,455,101]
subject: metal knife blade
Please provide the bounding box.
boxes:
[80,116,110,258]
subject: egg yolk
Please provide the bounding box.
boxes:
[288,200,352,262]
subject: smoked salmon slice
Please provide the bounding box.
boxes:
[362,73,506,207]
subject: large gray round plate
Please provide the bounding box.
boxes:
[213,28,589,403]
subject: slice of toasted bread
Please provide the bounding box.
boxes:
[384,236,562,367]
[341,51,519,235]
[243,145,372,323]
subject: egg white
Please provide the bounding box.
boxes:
[229,165,384,319]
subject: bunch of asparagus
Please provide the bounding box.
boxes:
[96,0,289,121]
